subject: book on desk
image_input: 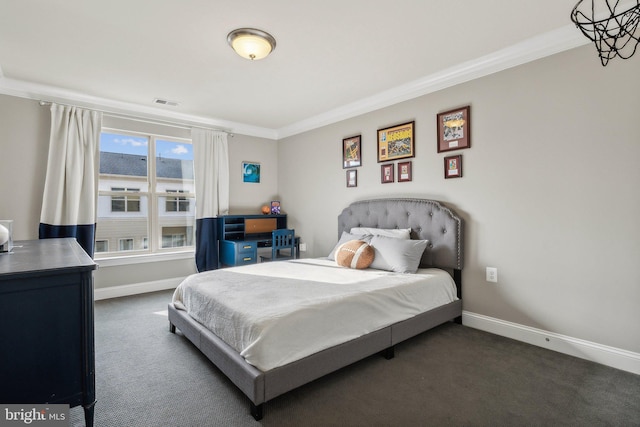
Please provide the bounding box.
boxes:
[218,213,299,267]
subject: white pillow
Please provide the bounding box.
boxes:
[369,235,428,273]
[350,227,411,239]
[328,231,373,260]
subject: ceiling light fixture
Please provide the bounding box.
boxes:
[227,28,276,60]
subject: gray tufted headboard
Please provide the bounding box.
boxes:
[337,198,464,271]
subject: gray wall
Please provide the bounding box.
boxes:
[0,96,49,240]
[278,45,640,354]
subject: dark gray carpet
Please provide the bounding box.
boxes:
[71,290,640,426]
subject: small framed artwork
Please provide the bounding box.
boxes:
[271,201,281,214]
[343,135,362,168]
[377,121,415,162]
[397,161,412,182]
[381,163,394,183]
[444,155,463,179]
[242,161,261,183]
[437,106,470,153]
[346,169,357,187]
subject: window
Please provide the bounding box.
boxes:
[96,130,195,257]
[95,240,109,253]
[111,187,140,212]
[119,238,134,251]
[162,233,186,248]
[166,190,190,212]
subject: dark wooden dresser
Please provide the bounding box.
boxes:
[0,238,97,427]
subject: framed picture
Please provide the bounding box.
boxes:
[346,169,357,187]
[377,121,415,162]
[270,201,281,214]
[343,135,362,168]
[437,106,470,153]
[381,163,394,183]
[444,155,463,179]
[398,161,412,182]
[242,161,261,183]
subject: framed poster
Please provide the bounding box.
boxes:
[444,155,463,179]
[381,163,394,183]
[377,121,415,162]
[343,135,362,168]
[398,161,412,182]
[346,169,357,187]
[437,106,470,153]
[242,161,261,183]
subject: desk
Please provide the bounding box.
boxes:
[218,214,299,267]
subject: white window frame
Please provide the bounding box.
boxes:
[96,128,195,260]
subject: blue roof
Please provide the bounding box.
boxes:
[100,152,193,179]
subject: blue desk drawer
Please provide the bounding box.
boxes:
[237,242,256,254]
[220,240,257,266]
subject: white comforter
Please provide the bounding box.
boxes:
[172,258,457,371]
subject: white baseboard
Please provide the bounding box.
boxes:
[463,311,640,376]
[94,277,184,301]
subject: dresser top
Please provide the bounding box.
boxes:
[0,238,96,278]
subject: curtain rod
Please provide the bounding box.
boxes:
[38,100,234,137]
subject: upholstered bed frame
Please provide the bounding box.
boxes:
[168,198,464,420]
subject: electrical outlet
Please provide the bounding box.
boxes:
[486,267,498,283]
[299,243,307,252]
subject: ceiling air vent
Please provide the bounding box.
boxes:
[153,98,179,107]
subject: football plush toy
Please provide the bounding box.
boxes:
[335,240,375,269]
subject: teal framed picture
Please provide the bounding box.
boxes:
[242,161,261,183]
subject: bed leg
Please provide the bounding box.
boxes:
[454,315,462,325]
[169,322,176,334]
[250,402,263,421]
[381,346,395,360]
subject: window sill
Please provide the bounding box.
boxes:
[95,250,195,268]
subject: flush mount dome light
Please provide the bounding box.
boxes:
[227,28,276,60]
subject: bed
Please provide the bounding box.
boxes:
[168,198,464,420]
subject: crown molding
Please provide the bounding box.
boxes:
[277,24,589,139]
[0,77,278,140]
[0,25,588,141]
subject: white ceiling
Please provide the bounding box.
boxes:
[0,0,590,138]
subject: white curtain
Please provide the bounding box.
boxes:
[192,128,229,271]
[39,103,102,256]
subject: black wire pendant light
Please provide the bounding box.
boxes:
[571,0,640,65]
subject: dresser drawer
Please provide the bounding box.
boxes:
[220,240,257,266]
[236,241,257,264]
[237,242,257,255]
[236,254,256,265]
